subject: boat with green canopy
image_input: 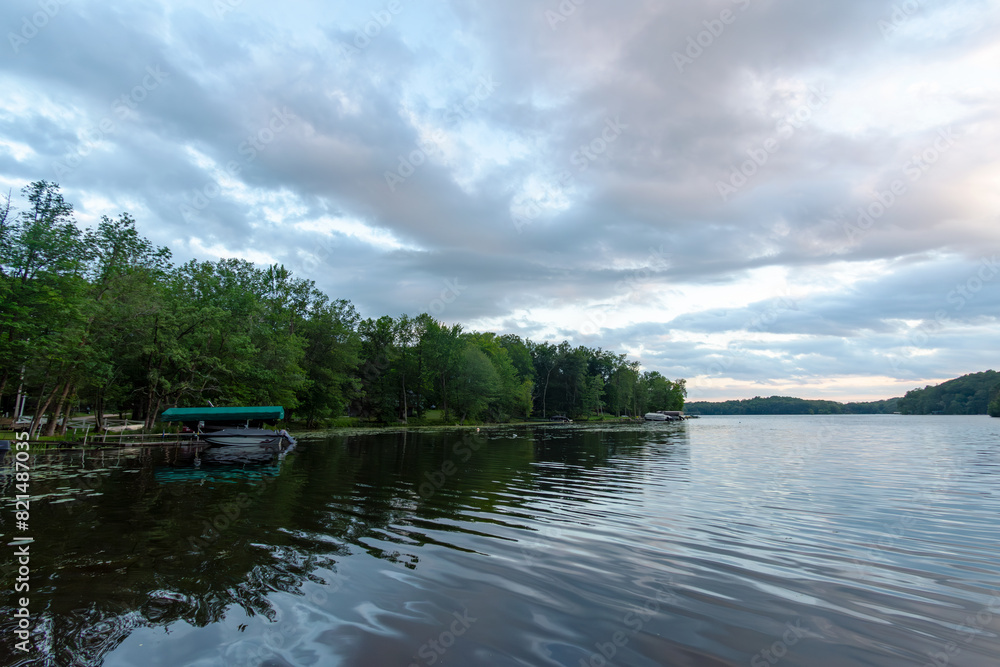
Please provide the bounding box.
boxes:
[160,406,295,448]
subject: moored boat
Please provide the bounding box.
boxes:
[161,406,295,448]
[200,427,294,447]
[644,410,687,421]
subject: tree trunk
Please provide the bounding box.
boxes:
[144,355,162,429]
[57,384,75,435]
[542,366,555,418]
[400,372,408,424]
[12,366,26,419]
[416,348,423,418]
[59,385,76,435]
[95,388,105,431]
[440,374,449,421]
[29,381,57,439]
[145,396,162,430]
[44,381,73,436]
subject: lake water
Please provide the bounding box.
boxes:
[2,415,999,666]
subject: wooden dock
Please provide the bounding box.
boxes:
[15,432,204,448]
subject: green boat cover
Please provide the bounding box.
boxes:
[160,406,284,422]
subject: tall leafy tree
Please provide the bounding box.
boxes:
[452,343,500,423]
[297,297,361,427]
[423,320,463,420]
[356,315,400,421]
[0,182,89,434]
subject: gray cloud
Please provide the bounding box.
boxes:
[2,0,998,399]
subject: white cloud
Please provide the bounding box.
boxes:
[1,0,998,400]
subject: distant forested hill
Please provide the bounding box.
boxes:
[684,396,899,415]
[897,370,1000,415]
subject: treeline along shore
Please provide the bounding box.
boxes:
[0,182,686,434]
[687,370,1000,416]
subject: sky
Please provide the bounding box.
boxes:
[1,0,998,402]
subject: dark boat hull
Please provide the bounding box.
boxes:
[201,428,295,448]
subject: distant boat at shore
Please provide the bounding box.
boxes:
[644,410,689,421]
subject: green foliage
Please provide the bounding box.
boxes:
[897,371,999,415]
[684,391,976,416]
[452,344,500,423]
[988,384,1000,418]
[687,396,844,415]
[0,181,686,429]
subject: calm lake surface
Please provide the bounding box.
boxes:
[2,415,999,666]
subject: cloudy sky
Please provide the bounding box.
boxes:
[2,0,998,401]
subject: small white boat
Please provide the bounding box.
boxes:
[161,406,296,449]
[201,427,295,448]
[645,411,683,421]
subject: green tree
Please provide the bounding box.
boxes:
[356,315,399,421]
[423,320,463,420]
[297,297,361,427]
[452,343,500,423]
[528,340,562,418]
[0,182,90,435]
[467,332,532,420]
[581,374,605,417]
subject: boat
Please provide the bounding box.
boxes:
[644,410,687,421]
[160,406,295,449]
[200,427,294,447]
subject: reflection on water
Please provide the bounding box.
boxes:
[1,416,999,666]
